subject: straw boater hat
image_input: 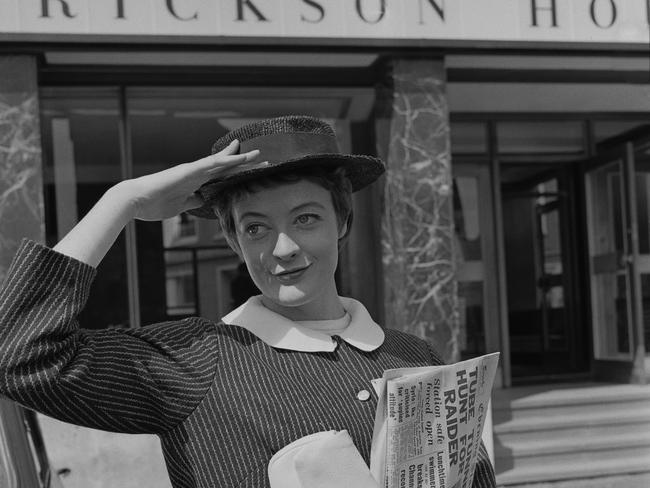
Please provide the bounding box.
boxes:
[188,115,385,219]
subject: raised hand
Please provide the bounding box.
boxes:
[127,140,260,221]
[53,140,261,267]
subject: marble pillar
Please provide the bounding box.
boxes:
[0,56,44,284]
[0,55,44,488]
[378,58,459,363]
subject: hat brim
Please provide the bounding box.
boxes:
[187,153,385,219]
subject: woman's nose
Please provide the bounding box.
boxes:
[272,232,300,260]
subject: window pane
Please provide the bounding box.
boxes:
[585,161,632,359]
[453,169,488,360]
[641,274,650,355]
[592,273,630,356]
[497,121,583,154]
[39,90,165,488]
[594,120,650,144]
[635,152,650,255]
[128,88,347,323]
[164,250,197,317]
[458,281,486,360]
[40,88,130,330]
[454,176,482,261]
[450,122,487,154]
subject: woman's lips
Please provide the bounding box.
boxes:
[273,264,311,283]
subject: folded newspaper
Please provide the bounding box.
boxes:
[370,352,500,488]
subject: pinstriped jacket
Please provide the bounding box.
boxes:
[0,240,496,488]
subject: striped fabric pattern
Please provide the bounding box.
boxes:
[0,240,496,488]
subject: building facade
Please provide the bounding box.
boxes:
[1,1,650,486]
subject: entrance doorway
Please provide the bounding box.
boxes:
[501,163,588,381]
[584,128,650,383]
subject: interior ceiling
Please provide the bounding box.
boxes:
[446,54,649,72]
[40,86,376,121]
[45,51,379,68]
[500,164,558,186]
[39,86,375,184]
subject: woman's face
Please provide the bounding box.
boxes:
[231,180,346,321]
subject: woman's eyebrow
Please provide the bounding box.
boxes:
[290,202,326,212]
[237,202,326,222]
[237,211,268,222]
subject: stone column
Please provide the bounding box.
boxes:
[378,58,459,363]
[0,56,44,281]
[0,55,44,488]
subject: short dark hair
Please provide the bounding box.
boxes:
[212,166,354,254]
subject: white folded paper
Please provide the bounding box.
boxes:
[268,430,379,488]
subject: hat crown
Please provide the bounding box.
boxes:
[188,115,384,219]
[211,115,336,155]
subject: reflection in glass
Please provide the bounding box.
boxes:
[502,165,575,376]
[592,274,630,355]
[129,91,243,323]
[616,275,631,354]
[458,281,486,359]
[163,250,196,317]
[586,162,632,359]
[40,89,130,329]
[450,122,487,154]
[128,88,344,323]
[163,213,199,246]
[588,167,624,256]
[497,121,583,154]
[454,176,482,262]
[453,173,486,359]
[634,154,650,353]
[640,275,650,352]
[537,196,568,353]
[636,172,650,255]
[594,121,650,144]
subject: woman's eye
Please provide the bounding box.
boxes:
[245,224,266,237]
[296,214,319,226]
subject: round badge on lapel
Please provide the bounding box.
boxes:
[356,389,371,402]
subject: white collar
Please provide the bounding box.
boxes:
[221,295,385,352]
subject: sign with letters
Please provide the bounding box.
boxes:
[0,0,648,45]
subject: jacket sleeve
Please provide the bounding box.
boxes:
[0,240,217,435]
[472,444,497,488]
[425,343,497,487]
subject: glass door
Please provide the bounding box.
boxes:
[584,142,646,382]
[501,165,584,380]
[631,136,650,379]
[126,86,363,323]
[535,198,569,357]
[453,162,500,363]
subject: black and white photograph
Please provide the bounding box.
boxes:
[0,1,650,487]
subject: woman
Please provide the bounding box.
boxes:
[0,116,496,487]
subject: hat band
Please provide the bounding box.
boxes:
[238,132,340,163]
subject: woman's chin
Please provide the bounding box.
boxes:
[275,286,309,307]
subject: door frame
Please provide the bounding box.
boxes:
[499,162,588,382]
[582,136,648,383]
[453,162,502,358]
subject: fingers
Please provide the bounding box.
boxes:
[174,140,266,193]
[207,159,269,177]
[183,192,205,212]
[243,148,261,162]
[214,139,260,162]
[216,138,240,156]
[197,145,260,172]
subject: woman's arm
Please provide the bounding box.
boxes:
[0,142,260,434]
[54,140,259,267]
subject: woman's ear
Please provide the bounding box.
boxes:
[225,234,243,259]
[338,219,349,240]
